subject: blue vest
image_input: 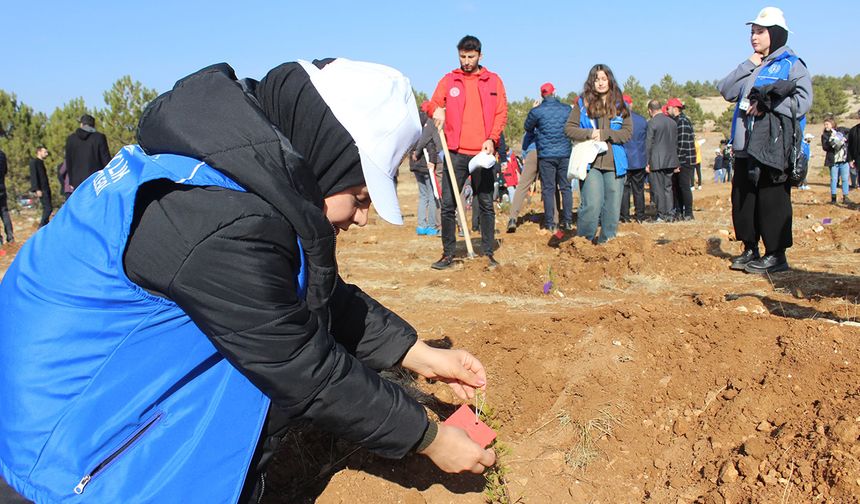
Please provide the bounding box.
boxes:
[578,97,629,176]
[730,52,806,145]
[0,146,307,503]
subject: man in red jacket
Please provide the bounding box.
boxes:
[427,35,507,270]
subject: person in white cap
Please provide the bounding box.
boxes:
[718,6,812,274]
[0,60,495,504]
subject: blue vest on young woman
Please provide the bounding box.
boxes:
[577,97,629,176]
[0,145,306,503]
[730,51,806,145]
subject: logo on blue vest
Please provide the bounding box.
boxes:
[767,64,781,75]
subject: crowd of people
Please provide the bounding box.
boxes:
[406,7,825,277]
[0,5,854,503]
[0,113,112,242]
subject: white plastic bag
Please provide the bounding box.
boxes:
[567,140,607,181]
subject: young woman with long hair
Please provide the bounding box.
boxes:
[564,64,632,243]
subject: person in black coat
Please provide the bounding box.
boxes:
[847,109,860,188]
[645,99,680,222]
[0,147,14,243]
[133,61,495,501]
[64,114,111,191]
[29,146,52,227]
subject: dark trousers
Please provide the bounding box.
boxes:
[238,406,292,503]
[38,194,52,228]
[0,191,14,243]
[651,169,675,220]
[675,165,694,217]
[538,156,572,228]
[732,157,792,253]
[621,168,646,220]
[0,477,33,503]
[441,151,495,256]
[694,163,702,186]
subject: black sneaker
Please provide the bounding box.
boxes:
[506,218,517,233]
[431,255,455,270]
[548,229,565,248]
[487,255,499,269]
[560,222,573,231]
[730,248,760,271]
[744,252,789,274]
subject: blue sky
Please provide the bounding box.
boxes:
[6,1,858,114]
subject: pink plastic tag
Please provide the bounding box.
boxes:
[443,404,497,448]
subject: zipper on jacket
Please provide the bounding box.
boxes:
[74,412,163,495]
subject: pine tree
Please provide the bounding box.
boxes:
[97,76,158,152]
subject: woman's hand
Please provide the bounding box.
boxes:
[419,423,496,473]
[591,129,601,141]
[747,101,763,117]
[401,340,487,400]
[749,53,764,66]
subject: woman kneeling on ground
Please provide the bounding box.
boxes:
[0,59,494,504]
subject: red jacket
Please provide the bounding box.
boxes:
[430,68,507,154]
[502,154,519,187]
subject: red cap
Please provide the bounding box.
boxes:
[420,100,432,114]
[666,97,684,109]
[622,94,632,106]
[661,105,668,115]
[540,82,555,96]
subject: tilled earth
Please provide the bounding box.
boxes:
[2,164,858,504]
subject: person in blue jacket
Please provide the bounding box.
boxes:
[620,95,648,223]
[0,59,495,504]
[564,64,632,244]
[523,82,573,234]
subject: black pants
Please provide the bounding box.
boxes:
[0,191,14,243]
[38,194,52,228]
[732,157,792,253]
[0,477,32,503]
[441,151,495,256]
[674,165,694,217]
[651,169,675,220]
[238,406,292,503]
[694,163,702,186]
[621,169,646,220]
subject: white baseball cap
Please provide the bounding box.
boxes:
[746,7,791,32]
[298,58,421,225]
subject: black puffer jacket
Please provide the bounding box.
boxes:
[130,63,427,458]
